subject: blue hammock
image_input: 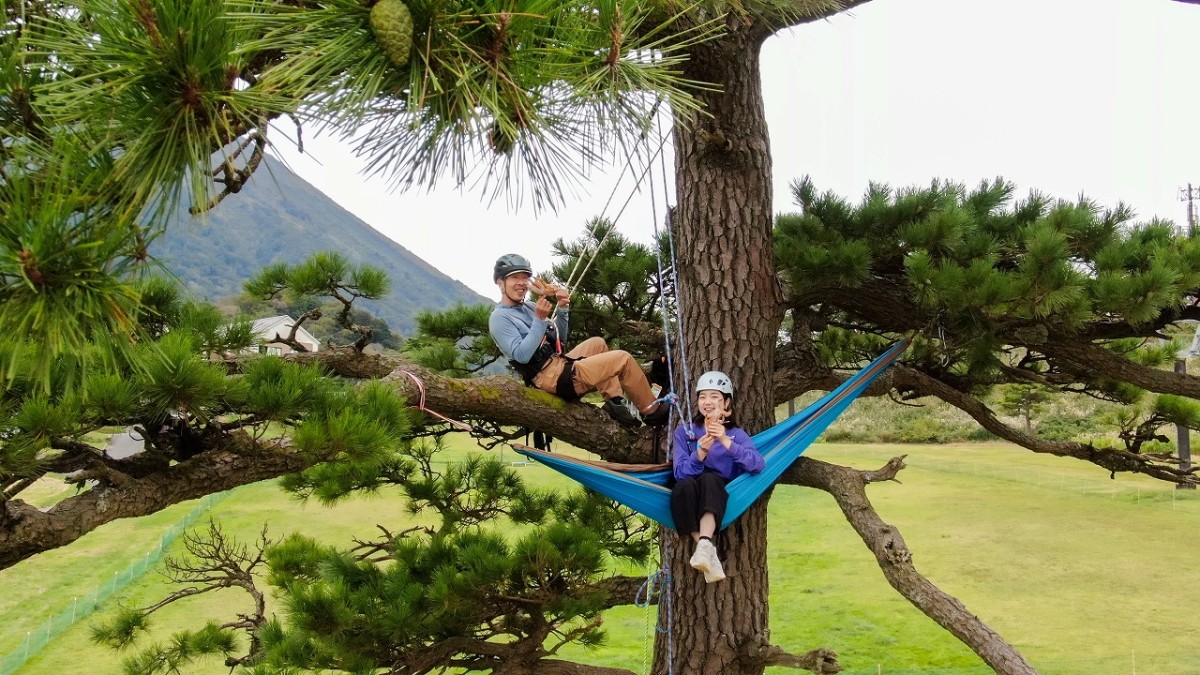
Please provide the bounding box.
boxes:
[514,340,910,530]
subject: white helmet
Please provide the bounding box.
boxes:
[695,371,733,396]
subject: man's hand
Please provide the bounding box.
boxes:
[532,278,570,308]
[533,295,553,320]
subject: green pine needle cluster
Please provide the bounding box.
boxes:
[0,275,404,489]
[93,609,237,675]
[545,218,672,357]
[28,0,278,212]
[778,177,1200,370]
[230,0,718,208]
[0,139,148,384]
[241,437,651,672]
[256,519,622,671]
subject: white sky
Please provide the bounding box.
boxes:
[271,0,1200,299]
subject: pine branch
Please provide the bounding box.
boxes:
[760,0,876,32]
[1040,339,1200,399]
[521,661,636,675]
[188,128,269,214]
[891,365,1200,485]
[784,456,1037,674]
[329,287,374,353]
[350,523,426,561]
[0,436,306,570]
[271,307,322,353]
[1078,304,1200,340]
[1,477,37,503]
[738,638,841,674]
[543,615,604,655]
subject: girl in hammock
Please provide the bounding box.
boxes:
[670,371,765,583]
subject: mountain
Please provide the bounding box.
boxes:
[151,155,490,336]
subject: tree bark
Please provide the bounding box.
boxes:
[0,439,309,569]
[658,17,783,675]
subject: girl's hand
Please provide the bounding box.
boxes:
[697,433,714,460]
[705,415,731,448]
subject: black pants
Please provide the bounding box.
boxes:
[670,471,729,536]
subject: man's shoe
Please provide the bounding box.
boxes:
[641,402,671,428]
[602,397,641,428]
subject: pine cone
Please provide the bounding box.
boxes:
[370,0,414,67]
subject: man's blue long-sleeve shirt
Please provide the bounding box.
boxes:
[489,302,570,364]
[672,423,764,481]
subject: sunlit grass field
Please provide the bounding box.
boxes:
[3,439,1198,675]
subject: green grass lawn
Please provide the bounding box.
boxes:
[3,440,1199,674]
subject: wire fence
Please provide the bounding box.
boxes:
[0,492,228,675]
[4,453,1196,674]
[910,456,1200,513]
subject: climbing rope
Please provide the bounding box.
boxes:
[642,102,684,675]
[647,107,695,432]
[395,370,476,433]
[634,532,675,675]
[562,99,674,294]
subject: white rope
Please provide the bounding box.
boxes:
[647,109,695,428]
[562,100,672,293]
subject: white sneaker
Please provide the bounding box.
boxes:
[689,539,715,575]
[702,544,726,583]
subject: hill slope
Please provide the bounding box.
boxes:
[151,155,489,336]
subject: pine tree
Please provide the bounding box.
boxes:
[8,2,1200,674]
[998,385,1052,433]
[92,438,655,674]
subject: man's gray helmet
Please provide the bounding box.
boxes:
[494,254,533,281]
[695,371,733,396]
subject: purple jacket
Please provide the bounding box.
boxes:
[672,423,764,481]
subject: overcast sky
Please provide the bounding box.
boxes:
[270,0,1200,299]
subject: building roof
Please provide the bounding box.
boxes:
[249,315,319,349]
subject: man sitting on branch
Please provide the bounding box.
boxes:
[488,253,670,428]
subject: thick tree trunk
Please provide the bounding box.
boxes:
[656,502,773,675]
[657,19,783,675]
